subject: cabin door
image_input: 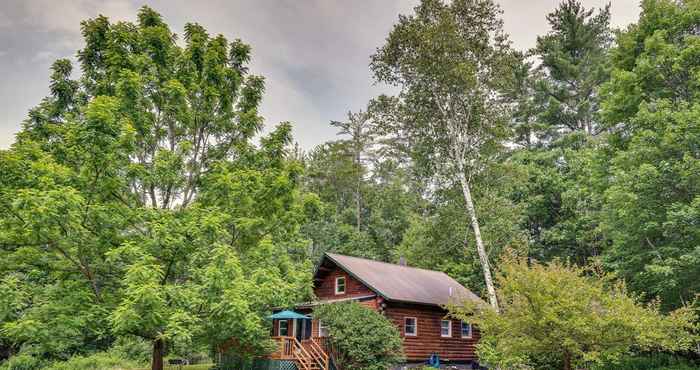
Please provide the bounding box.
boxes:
[295,319,311,341]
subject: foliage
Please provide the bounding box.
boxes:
[596,0,700,308]
[4,0,700,368]
[0,6,312,370]
[314,302,404,370]
[41,351,142,370]
[590,353,700,370]
[449,257,698,370]
[394,168,527,293]
[1,352,44,370]
[507,0,612,268]
[370,0,519,311]
[301,138,421,263]
[532,0,612,140]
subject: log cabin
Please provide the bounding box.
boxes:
[267,252,486,370]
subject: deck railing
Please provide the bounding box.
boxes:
[270,336,295,360]
[270,336,331,370]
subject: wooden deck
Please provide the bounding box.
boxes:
[269,336,330,370]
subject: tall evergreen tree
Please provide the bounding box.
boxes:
[533,0,612,142]
[509,0,613,264]
[330,110,375,232]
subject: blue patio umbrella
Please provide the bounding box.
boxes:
[267,310,311,320]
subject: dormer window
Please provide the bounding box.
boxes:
[335,276,346,295]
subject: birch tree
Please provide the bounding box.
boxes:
[371,0,516,311]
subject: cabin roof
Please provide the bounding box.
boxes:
[319,252,486,307]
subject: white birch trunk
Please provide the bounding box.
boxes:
[457,167,500,313]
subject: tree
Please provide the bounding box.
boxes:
[330,110,374,232]
[302,109,421,263]
[394,161,527,292]
[449,257,698,370]
[0,7,312,370]
[597,0,700,309]
[314,302,404,370]
[533,0,612,141]
[507,0,612,265]
[371,0,516,311]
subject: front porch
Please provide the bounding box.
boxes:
[267,311,332,370]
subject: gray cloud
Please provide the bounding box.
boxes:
[0,0,639,150]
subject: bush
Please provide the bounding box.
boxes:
[449,258,698,370]
[591,353,700,370]
[109,337,152,363]
[1,353,44,370]
[314,302,404,370]
[42,352,141,370]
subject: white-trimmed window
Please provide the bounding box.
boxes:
[441,320,452,337]
[460,321,472,338]
[404,317,417,336]
[318,320,329,337]
[279,320,289,337]
[335,276,346,295]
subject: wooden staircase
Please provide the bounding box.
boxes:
[271,336,329,370]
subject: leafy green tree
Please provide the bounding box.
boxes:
[449,257,698,370]
[0,7,312,370]
[395,163,527,293]
[371,0,517,312]
[598,0,700,308]
[314,302,404,370]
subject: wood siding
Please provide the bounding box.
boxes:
[384,303,479,362]
[314,264,375,300]
[305,259,479,363]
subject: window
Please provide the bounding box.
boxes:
[279,320,289,337]
[441,320,452,337]
[335,276,346,295]
[404,317,417,336]
[461,321,472,338]
[318,320,329,337]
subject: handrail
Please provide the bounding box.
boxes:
[309,338,329,370]
[292,337,316,370]
[271,336,330,370]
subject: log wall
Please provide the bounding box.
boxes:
[384,303,479,362]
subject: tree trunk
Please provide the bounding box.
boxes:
[356,182,361,232]
[151,338,164,370]
[457,170,500,313]
[563,350,572,370]
[355,151,362,232]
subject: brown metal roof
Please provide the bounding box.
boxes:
[322,253,486,307]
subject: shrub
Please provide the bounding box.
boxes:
[42,351,141,370]
[314,302,404,370]
[591,353,700,370]
[449,258,699,370]
[1,353,44,370]
[109,337,152,363]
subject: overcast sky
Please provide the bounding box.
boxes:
[0,0,639,150]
